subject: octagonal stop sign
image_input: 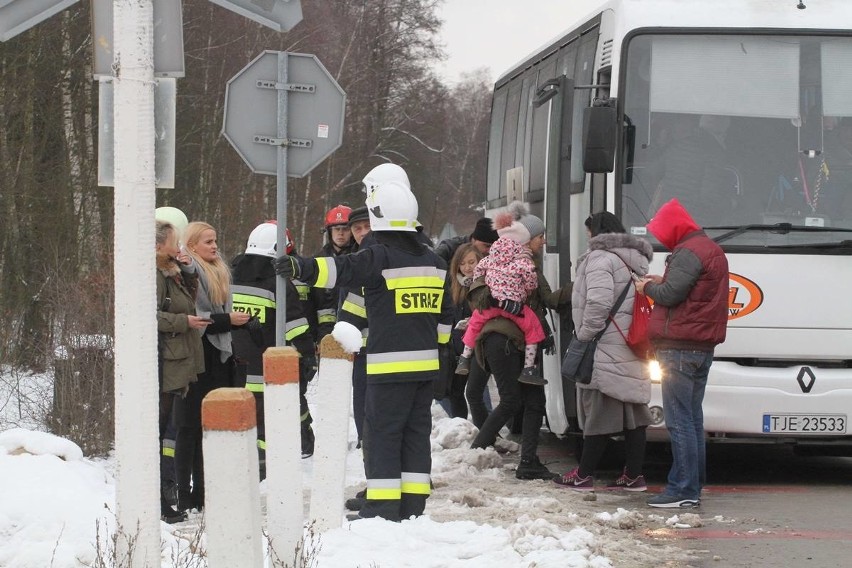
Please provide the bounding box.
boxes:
[222,51,345,177]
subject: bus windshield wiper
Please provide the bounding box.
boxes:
[706,224,852,244]
[765,239,852,250]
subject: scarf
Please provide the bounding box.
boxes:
[191,260,233,363]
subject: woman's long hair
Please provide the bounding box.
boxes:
[449,243,483,305]
[184,221,231,305]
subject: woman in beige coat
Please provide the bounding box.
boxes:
[554,212,653,492]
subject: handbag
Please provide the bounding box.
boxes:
[609,257,655,360]
[561,282,631,384]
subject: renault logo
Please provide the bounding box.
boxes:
[796,367,816,393]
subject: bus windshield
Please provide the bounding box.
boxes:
[620,33,852,247]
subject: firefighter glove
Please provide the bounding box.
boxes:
[245,316,264,347]
[273,254,301,279]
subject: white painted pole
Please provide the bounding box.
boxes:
[112,0,159,565]
[263,346,304,564]
[202,389,264,568]
[309,336,354,531]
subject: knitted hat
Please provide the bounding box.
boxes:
[493,201,544,245]
[518,212,545,240]
[470,217,498,244]
[348,206,370,226]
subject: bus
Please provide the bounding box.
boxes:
[486,0,852,452]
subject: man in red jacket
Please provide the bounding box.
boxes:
[636,198,728,508]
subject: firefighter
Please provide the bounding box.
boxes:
[320,204,354,257]
[274,175,453,522]
[231,222,319,477]
[312,205,352,334]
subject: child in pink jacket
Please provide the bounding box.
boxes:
[455,202,547,385]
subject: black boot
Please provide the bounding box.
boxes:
[161,479,178,507]
[177,490,195,513]
[190,488,204,512]
[345,488,367,511]
[161,499,187,524]
[515,456,556,480]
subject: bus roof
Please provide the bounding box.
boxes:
[495,0,852,88]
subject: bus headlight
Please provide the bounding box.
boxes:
[648,359,663,383]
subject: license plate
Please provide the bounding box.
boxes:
[762,414,847,434]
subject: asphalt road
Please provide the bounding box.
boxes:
[537,433,852,568]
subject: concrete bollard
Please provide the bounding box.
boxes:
[263,346,304,564]
[202,388,263,568]
[309,335,354,531]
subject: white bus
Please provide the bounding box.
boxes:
[486,0,852,452]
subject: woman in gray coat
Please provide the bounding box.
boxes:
[554,212,654,491]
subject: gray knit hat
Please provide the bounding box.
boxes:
[518,212,545,239]
[504,201,545,239]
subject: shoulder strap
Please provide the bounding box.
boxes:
[593,281,632,341]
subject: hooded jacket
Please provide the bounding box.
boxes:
[156,258,204,393]
[644,199,729,350]
[573,232,654,404]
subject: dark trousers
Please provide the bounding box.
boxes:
[158,392,177,505]
[351,353,367,440]
[471,334,546,462]
[465,356,490,428]
[361,380,432,522]
[442,373,469,418]
[579,427,647,478]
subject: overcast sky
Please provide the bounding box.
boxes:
[434,0,604,85]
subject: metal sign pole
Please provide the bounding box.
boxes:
[276,51,288,347]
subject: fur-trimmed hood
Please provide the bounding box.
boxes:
[157,254,180,277]
[587,232,653,260]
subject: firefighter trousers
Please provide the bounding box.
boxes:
[361,380,433,522]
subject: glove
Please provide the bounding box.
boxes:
[245,316,264,347]
[499,299,524,316]
[540,335,555,356]
[272,254,301,279]
[300,354,318,382]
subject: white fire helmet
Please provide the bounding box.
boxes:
[365,179,419,232]
[362,163,411,196]
[245,221,293,257]
[155,206,188,243]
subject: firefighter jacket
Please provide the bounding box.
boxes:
[335,232,379,352]
[310,241,351,336]
[230,254,315,393]
[291,276,337,342]
[298,233,452,384]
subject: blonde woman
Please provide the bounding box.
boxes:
[441,243,482,419]
[175,221,250,513]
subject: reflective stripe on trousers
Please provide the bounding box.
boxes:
[366,349,439,375]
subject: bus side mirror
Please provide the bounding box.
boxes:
[583,104,617,173]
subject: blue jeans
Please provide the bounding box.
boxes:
[658,349,713,500]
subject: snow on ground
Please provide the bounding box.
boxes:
[0,365,700,567]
